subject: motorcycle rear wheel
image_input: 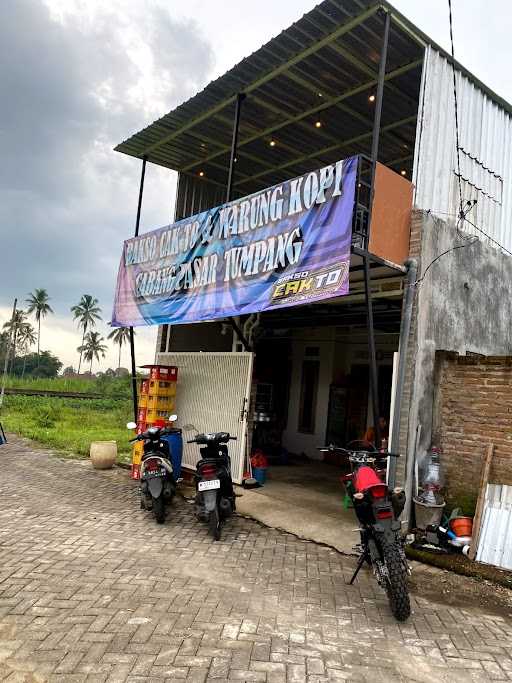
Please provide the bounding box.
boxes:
[382,539,410,621]
[153,496,165,524]
[209,506,221,541]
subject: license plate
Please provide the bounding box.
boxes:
[198,479,220,491]
[146,470,164,478]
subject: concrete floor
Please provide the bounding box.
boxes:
[236,459,359,554]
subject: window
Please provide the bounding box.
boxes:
[298,360,319,433]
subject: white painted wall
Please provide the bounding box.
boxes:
[282,330,335,460]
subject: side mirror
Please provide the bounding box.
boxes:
[127,422,137,430]
[169,414,178,422]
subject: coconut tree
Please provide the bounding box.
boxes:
[107,326,132,369]
[3,309,28,372]
[71,295,102,373]
[26,289,54,366]
[17,323,37,378]
[77,331,108,374]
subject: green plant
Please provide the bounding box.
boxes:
[33,400,61,429]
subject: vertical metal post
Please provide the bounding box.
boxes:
[225,92,250,351]
[364,256,381,449]
[388,259,418,487]
[129,156,147,423]
[226,93,246,203]
[364,10,390,450]
[0,298,17,411]
[369,10,390,207]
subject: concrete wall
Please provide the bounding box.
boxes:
[406,210,512,471]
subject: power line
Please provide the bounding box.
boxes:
[448,0,464,219]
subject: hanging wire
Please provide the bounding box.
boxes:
[414,0,511,286]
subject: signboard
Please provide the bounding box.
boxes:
[112,155,357,327]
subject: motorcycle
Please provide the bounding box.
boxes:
[319,443,411,621]
[127,415,179,524]
[187,430,237,541]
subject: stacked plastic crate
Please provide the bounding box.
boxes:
[131,364,178,479]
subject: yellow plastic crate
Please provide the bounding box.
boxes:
[132,441,144,465]
[138,394,148,408]
[146,395,175,410]
[148,380,177,397]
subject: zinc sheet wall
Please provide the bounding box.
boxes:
[413,47,512,253]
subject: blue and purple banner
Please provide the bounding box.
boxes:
[112,156,356,327]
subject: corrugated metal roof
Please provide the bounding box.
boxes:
[115,0,426,195]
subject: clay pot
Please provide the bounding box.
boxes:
[90,441,117,469]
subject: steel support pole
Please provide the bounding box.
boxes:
[364,10,390,450]
[225,92,250,351]
[388,259,418,487]
[0,298,17,411]
[225,93,246,204]
[364,255,381,449]
[129,156,147,423]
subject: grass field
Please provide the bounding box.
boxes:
[0,377,135,462]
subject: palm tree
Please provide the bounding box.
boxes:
[107,326,132,369]
[71,295,102,373]
[26,289,54,366]
[77,331,108,374]
[3,309,28,372]
[17,323,37,379]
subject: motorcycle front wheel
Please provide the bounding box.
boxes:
[381,539,410,621]
[153,496,165,524]
[209,506,221,541]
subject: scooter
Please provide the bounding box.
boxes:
[318,443,411,621]
[187,430,237,541]
[127,415,179,524]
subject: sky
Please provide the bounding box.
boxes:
[0,0,510,371]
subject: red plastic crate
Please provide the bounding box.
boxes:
[141,365,178,381]
[131,464,140,480]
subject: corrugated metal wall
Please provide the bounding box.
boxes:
[413,47,512,252]
[175,173,225,221]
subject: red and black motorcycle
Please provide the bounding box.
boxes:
[319,443,411,621]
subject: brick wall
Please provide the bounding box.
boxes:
[434,352,512,505]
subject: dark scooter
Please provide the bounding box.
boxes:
[128,416,179,524]
[319,443,411,621]
[187,431,237,540]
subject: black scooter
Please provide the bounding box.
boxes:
[128,416,179,524]
[188,431,237,540]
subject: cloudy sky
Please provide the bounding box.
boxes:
[1,0,510,371]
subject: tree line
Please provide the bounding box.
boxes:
[1,289,133,378]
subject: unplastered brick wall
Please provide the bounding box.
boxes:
[434,352,512,505]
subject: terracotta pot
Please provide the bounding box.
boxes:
[449,516,473,537]
[90,441,117,469]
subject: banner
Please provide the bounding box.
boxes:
[112,155,357,327]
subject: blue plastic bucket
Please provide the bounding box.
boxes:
[162,431,183,479]
[253,467,267,485]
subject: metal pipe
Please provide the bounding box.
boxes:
[388,259,418,487]
[0,298,17,411]
[129,156,147,423]
[369,10,390,205]
[362,11,390,450]
[226,93,246,203]
[225,93,250,351]
[363,255,381,449]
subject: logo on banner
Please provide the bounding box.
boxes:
[269,262,350,306]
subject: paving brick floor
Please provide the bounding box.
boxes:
[1,435,511,682]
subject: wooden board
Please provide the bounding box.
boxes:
[469,443,494,561]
